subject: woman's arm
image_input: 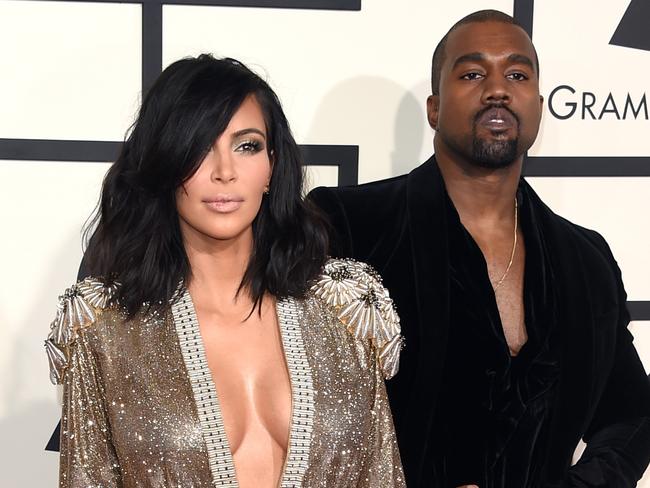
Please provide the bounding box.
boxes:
[46,279,122,487]
[363,341,407,487]
[58,332,122,487]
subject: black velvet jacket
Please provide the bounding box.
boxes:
[308,155,650,487]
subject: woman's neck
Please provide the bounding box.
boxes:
[183,227,255,312]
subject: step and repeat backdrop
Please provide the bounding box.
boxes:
[0,0,648,485]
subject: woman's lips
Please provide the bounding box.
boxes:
[203,196,244,213]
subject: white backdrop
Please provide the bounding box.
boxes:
[0,0,648,485]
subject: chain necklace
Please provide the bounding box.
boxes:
[493,197,518,291]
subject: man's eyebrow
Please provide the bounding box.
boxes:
[508,53,535,70]
[451,52,536,71]
[232,128,266,139]
[452,52,485,70]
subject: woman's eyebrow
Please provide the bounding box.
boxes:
[232,128,266,139]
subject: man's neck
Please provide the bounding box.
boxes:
[434,144,523,226]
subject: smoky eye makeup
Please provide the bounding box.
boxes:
[233,138,265,154]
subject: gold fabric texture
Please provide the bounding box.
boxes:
[46,259,405,487]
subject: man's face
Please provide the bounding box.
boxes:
[428,21,543,169]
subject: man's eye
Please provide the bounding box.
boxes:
[507,72,528,81]
[235,140,263,153]
[461,72,483,80]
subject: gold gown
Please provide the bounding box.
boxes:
[45,258,405,487]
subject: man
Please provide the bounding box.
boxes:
[309,10,650,488]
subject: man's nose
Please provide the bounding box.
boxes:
[481,76,511,104]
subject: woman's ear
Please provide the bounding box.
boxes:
[266,149,274,193]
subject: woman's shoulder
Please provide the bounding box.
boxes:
[309,257,403,379]
[44,277,120,385]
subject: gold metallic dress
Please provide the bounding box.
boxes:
[45,258,405,487]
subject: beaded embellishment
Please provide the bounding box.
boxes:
[171,289,238,486]
[44,277,118,385]
[311,258,403,379]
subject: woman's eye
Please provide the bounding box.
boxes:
[235,140,263,153]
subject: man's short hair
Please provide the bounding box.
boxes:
[430,9,539,95]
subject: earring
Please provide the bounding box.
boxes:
[264,186,270,195]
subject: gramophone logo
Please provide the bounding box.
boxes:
[547,0,650,121]
[609,0,650,52]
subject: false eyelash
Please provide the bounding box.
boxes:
[236,140,264,153]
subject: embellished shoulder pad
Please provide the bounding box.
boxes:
[44,277,118,385]
[311,258,403,379]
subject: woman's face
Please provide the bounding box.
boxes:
[176,95,272,246]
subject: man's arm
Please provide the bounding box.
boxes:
[564,329,650,486]
[562,239,650,487]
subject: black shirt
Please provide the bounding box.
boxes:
[437,188,561,488]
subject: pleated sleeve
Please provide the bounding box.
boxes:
[45,279,122,487]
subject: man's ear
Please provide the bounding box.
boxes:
[427,95,440,130]
[539,94,544,109]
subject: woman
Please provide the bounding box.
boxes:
[45,55,404,487]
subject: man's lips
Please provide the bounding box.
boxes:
[476,107,518,132]
[203,195,244,213]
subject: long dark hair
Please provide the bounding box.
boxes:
[83,54,328,317]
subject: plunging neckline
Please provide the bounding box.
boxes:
[170,287,316,488]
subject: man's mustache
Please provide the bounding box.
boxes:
[473,104,520,126]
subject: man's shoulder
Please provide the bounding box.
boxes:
[307,173,411,259]
[539,205,619,284]
[307,173,410,240]
[549,211,612,258]
[309,173,408,209]
[524,180,614,262]
[308,156,439,216]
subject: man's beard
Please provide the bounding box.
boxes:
[469,105,520,169]
[470,134,519,169]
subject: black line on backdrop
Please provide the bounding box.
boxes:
[7,142,649,179]
[0,139,359,184]
[161,0,360,9]
[142,1,163,96]
[523,156,650,177]
[0,139,121,162]
[629,302,650,322]
[301,145,359,186]
[513,0,534,37]
[39,0,360,10]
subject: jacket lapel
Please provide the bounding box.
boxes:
[523,182,596,481]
